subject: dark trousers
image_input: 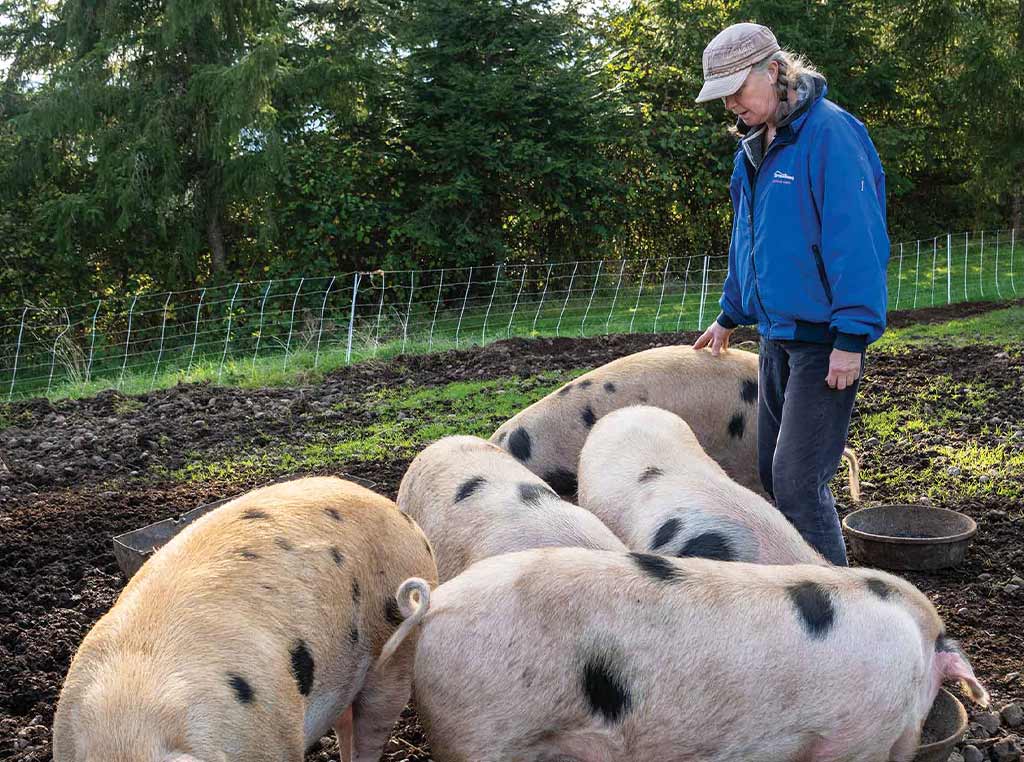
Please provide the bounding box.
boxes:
[758,338,861,566]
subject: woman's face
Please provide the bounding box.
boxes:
[723,62,779,127]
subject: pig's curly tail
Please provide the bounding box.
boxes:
[376,578,431,668]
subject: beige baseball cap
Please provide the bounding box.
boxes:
[695,23,781,103]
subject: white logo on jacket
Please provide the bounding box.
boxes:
[772,170,795,185]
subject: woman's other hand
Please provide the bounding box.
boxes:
[826,348,861,389]
[693,322,736,356]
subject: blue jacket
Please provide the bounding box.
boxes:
[716,81,889,352]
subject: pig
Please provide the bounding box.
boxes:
[52,476,438,762]
[397,435,626,583]
[489,344,860,501]
[413,547,989,762]
[578,405,826,565]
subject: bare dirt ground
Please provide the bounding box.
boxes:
[2,299,1022,761]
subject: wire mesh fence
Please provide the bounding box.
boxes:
[1,228,1018,400]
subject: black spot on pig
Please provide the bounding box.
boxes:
[241,509,269,521]
[580,380,593,389]
[582,657,632,723]
[543,468,577,497]
[741,378,758,404]
[728,413,745,439]
[351,580,361,605]
[239,548,259,560]
[455,476,486,503]
[639,466,664,483]
[936,635,961,654]
[290,640,315,696]
[509,427,532,462]
[228,674,254,704]
[385,597,404,627]
[349,624,359,645]
[865,578,894,599]
[519,482,555,506]
[325,508,342,522]
[581,405,597,428]
[604,381,616,393]
[787,582,835,639]
[558,384,574,396]
[651,518,681,550]
[679,532,735,562]
[496,431,507,444]
[631,552,683,583]
[330,547,344,565]
[275,537,294,552]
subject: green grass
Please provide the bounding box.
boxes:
[169,372,577,484]
[875,304,1024,349]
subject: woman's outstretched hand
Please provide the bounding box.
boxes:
[693,322,735,356]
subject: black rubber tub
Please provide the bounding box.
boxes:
[913,688,969,762]
[842,504,977,571]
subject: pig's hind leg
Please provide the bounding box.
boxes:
[347,658,415,762]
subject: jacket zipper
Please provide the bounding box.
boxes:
[812,243,833,303]
[747,135,786,333]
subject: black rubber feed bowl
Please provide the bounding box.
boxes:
[913,689,968,762]
[842,504,976,571]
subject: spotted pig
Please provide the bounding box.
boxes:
[413,547,988,762]
[397,435,625,583]
[52,476,437,762]
[490,344,859,500]
[578,405,825,565]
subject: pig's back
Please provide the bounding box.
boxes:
[417,548,925,760]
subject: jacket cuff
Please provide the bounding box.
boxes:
[833,331,868,353]
[716,312,739,330]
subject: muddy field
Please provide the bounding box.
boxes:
[2,300,1022,761]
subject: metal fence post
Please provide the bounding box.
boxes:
[456,267,474,346]
[979,231,985,297]
[555,262,579,337]
[46,310,72,395]
[653,259,671,332]
[85,299,102,383]
[403,271,415,353]
[346,272,361,364]
[507,267,527,337]
[930,237,938,306]
[676,256,694,331]
[947,233,953,304]
[628,259,649,333]
[187,288,206,376]
[894,244,903,310]
[7,307,29,400]
[697,255,710,329]
[428,269,445,350]
[605,260,626,333]
[217,283,241,382]
[994,231,1002,299]
[580,260,604,337]
[252,280,274,375]
[118,294,140,389]
[374,273,386,354]
[150,292,173,389]
[314,276,336,369]
[531,264,553,335]
[482,264,503,342]
[913,241,920,309]
[283,278,305,370]
[964,232,969,301]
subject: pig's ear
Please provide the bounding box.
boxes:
[939,651,990,708]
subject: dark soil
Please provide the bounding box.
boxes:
[2,299,1022,761]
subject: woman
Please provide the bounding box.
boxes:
[692,23,889,565]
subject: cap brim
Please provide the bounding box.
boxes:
[695,66,751,103]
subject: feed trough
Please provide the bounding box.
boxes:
[112,473,377,578]
[842,504,976,571]
[913,688,968,762]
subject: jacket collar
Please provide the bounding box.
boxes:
[737,74,827,169]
